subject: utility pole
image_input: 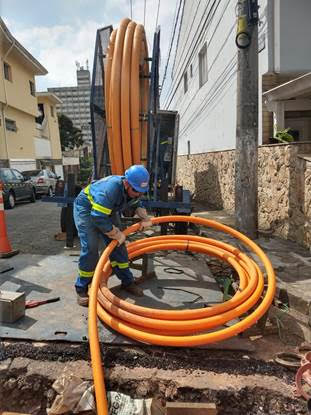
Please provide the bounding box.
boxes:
[235,0,259,240]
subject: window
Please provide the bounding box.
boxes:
[0,168,15,182]
[12,170,24,181]
[5,118,17,132]
[29,80,35,96]
[3,62,12,81]
[36,103,44,124]
[183,71,188,94]
[50,105,54,117]
[199,43,208,87]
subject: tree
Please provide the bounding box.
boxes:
[58,113,84,151]
[78,154,93,184]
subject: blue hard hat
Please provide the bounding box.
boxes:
[125,165,150,193]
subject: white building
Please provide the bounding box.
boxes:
[48,66,92,147]
[165,0,311,155]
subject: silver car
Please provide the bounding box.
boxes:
[22,169,59,198]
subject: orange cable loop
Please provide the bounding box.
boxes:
[88,215,276,415]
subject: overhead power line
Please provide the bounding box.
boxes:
[160,0,183,94]
[155,0,161,30]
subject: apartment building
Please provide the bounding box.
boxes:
[48,67,92,147]
[0,18,63,174]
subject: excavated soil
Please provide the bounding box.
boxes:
[0,341,309,414]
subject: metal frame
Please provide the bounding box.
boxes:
[42,24,191,224]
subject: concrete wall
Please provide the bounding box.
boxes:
[167,0,311,156]
[275,0,311,73]
[177,142,311,248]
[2,48,38,117]
[0,104,8,161]
[167,0,240,155]
[4,106,36,159]
[166,0,272,155]
[37,97,62,160]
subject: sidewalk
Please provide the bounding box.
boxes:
[193,209,311,341]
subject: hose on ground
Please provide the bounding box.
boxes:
[88,215,276,414]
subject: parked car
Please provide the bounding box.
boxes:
[21,169,59,198]
[0,167,36,209]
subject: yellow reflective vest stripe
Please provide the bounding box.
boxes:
[84,185,112,215]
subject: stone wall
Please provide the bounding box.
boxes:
[177,142,311,248]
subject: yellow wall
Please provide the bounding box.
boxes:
[4,106,36,158]
[2,48,38,116]
[0,105,7,159]
[0,41,6,104]
[49,107,62,160]
[38,97,62,159]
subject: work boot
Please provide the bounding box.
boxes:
[134,276,144,285]
[76,291,89,307]
[123,282,144,297]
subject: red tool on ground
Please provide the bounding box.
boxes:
[26,297,60,309]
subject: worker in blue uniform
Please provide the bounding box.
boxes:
[73,165,152,306]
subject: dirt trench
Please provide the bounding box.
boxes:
[0,341,309,415]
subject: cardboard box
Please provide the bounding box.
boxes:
[0,290,25,323]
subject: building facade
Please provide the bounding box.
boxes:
[48,67,92,147]
[165,0,311,155]
[0,18,63,175]
[36,92,63,178]
[165,0,311,248]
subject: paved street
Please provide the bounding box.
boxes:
[4,200,78,255]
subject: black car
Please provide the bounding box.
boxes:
[0,168,36,209]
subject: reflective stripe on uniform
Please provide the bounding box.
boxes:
[160,140,168,145]
[84,184,112,215]
[110,261,129,269]
[116,262,129,269]
[79,269,94,278]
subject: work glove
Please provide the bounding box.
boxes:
[135,207,153,231]
[105,225,126,246]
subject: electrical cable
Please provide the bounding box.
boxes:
[163,0,218,107]
[160,0,183,95]
[164,0,227,109]
[155,0,161,30]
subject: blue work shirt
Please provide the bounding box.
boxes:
[75,175,143,233]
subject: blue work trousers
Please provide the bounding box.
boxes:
[73,201,133,293]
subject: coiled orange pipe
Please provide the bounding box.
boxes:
[88,216,276,415]
[105,19,149,172]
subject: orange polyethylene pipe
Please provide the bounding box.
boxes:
[140,33,149,165]
[130,24,144,165]
[89,215,276,415]
[121,21,136,170]
[104,30,117,174]
[110,18,130,175]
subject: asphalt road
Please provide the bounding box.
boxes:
[4,199,79,255]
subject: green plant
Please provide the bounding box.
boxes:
[78,155,93,184]
[274,127,294,143]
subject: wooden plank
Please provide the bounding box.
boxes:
[166,402,217,415]
[0,412,31,415]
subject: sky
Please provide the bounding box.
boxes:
[0,0,178,92]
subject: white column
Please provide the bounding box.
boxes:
[273,101,285,136]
